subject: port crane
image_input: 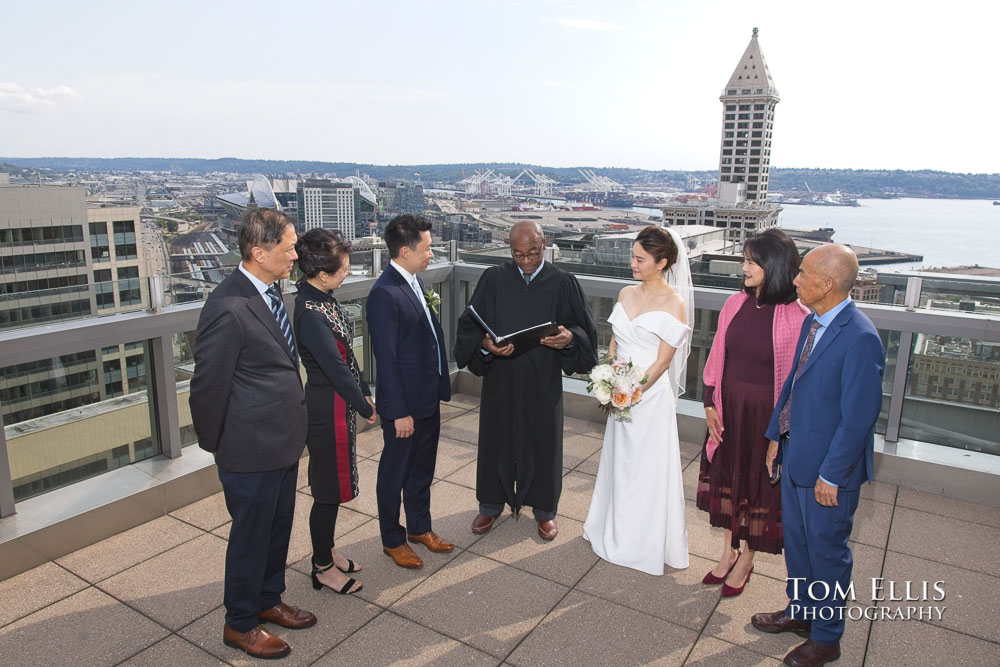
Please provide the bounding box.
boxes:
[578,169,625,194]
[457,168,512,198]
[512,168,557,197]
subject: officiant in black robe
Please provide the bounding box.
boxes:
[454,221,598,540]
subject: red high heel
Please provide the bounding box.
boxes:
[702,550,740,585]
[721,564,754,597]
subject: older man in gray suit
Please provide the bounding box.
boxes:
[190,209,315,660]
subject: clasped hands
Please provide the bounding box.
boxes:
[481,326,573,357]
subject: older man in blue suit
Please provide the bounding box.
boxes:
[367,214,453,569]
[751,244,885,667]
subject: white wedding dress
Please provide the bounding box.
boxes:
[583,302,691,575]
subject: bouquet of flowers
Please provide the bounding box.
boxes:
[587,356,648,422]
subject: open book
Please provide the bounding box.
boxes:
[467,305,560,352]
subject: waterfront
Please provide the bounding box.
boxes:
[777,198,999,270]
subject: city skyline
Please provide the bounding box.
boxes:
[2,0,997,173]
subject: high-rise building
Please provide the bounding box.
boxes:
[378,180,424,220]
[661,28,782,245]
[297,179,356,239]
[0,186,149,426]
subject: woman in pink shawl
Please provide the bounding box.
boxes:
[696,229,808,597]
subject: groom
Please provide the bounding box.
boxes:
[367,214,454,569]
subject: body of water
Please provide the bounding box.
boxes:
[776,198,999,270]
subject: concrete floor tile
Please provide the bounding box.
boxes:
[120,634,227,666]
[882,550,999,643]
[469,514,598,587]
[575,448,602,477]
[442,459,477,490]
[286,491,323,566]
[444,393,481,409]
[679,439,703,464]
[0,561,89,629]
[330,519,459,608]
[295,456,310,491]
[865,615,1000,666]
[179,570,381,666]
[439,411,480,445]
[685,635,783,666]
[562,432,603,470]
[98,533,228,631]
[562,415,604,436]
[357,428,385,459]
[314,611,497,666]
[851,496,893,550]
[440,401,473,423]
[555,470,597,522]
[349,458,382,518]
[895,487,1000,528]
[432,437,480,480]
[170,491,231,532]
[686,502,729,564]
[683,456,700,502]
[507,590,697,667]
[424,480,487,550]
[859,479,897,505]
[0,587,169,667]
[577,554,720,632]
[391,552,569,659]
[211,522,231,541]
[56,515,203,583]
[888,506,1000,577]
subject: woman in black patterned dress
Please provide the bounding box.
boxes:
[293,229,375,595]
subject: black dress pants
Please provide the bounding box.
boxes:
[218,462,298,632]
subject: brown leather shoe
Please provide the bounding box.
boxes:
[258,602,317,629]
[223,624,291,659]
[471,513,496,535]
[783,639,841,667]
[537,518,558,540]
[383,543,424,568]
[751,610,812,637]
[407,530,455,552]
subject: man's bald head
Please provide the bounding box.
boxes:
[509,220,544,246]
[809,244,859,295]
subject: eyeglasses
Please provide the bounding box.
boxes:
[511,248,543,261]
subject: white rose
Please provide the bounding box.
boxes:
[594,385,612,404]
[591,364,614,383]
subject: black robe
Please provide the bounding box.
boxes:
[454,261,598,515]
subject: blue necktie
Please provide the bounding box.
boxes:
[412,277,442,375]
[266,285,296,359]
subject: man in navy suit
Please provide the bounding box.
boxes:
[191,209,316,660]
[752,244,885,667]
[367,214,453,568]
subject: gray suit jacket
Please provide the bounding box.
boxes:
[190,270,307,472]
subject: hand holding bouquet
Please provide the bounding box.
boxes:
[587,356,648,422]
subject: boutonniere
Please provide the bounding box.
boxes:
[424,289,441,316]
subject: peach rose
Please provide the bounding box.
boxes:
[612,391,630,409]
[631,387,642,404]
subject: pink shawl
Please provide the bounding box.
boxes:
[702,291,809,462]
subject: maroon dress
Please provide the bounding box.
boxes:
[696,294,783,554]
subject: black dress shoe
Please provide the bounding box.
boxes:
[751,610,812,637]
[784,639,841,667]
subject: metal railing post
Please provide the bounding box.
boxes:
[372,248,382,277]
[148,275,164,312]
[885,277,922,443]
[148,334,182,458]
[0,412,16,517]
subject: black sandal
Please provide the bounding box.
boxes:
[336,559,361,574]
[312,559,362,595]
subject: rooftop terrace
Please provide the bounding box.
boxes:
[2,394,999,666]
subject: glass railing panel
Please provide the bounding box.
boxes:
[2,339,157,502]
[160,267,236,306]
[898,332,1000,454]
[0,278,149,332]
[876,329,901,436]
[173,330,197,448]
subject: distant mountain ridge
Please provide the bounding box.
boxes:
[2,158,998,199]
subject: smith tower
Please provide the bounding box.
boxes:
[718,27,779,204]
[661,27,781,245]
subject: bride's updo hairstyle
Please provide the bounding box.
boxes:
[635,225,678,271]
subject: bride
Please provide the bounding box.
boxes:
[583,225,694,575]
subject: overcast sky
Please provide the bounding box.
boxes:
[1,0,996,173]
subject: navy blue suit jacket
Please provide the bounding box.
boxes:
[766,300,885,491]
[366,266,451,421]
